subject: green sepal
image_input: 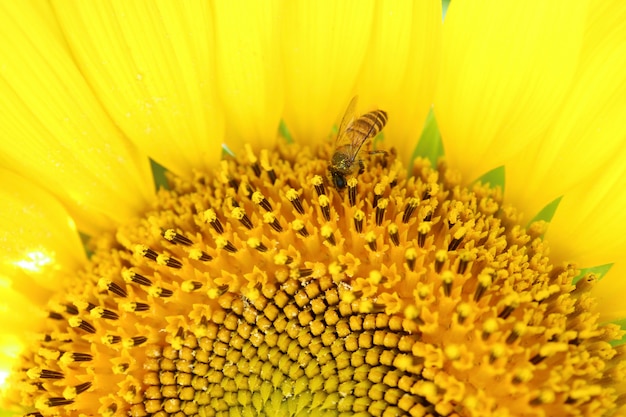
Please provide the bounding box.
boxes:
[80,231,94,259]
[573,263,613,284]
[372,131,386,150]
[279,119,294,143]
[150,158,170,191]
[474,166,505,191]
[529,195,563,225]
[412,109,445,167]
[442,0,451,18]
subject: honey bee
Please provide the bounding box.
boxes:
[328,96,388,189]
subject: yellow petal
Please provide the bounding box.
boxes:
[213,0,284,152]
[281,0,376,143]
[0,2,154,234]
[0,169,85,291]
[0,333,27,394]
[355,0,442,164]
[505,1,626,218]
[0,285,47,336]
[51,0,224,177]
[546,150,626,269]
[0,284,46,394]
[435,0,589,182]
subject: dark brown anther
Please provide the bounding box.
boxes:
[165,257,183,269]
[130,272,152,286]
[133,302,150,312]
[132,336,148,346]
[286,188,305,214]
[252,191,273,211]
[417,232,426,248]
[457,256,469,275]
[238,213,254,230]
[348,178,357,207]
[421,188,431,200]
[354,218,364,234]
[163,229,193,246]
[297,269,313,278]
[199,251,212,261]
[64,304,78,315]
[312,175,326,197]
[266,169,277,184]
[505,329,520,345]
[498,304,516,319]
[157,287,174,298]
[226,176,239,190]
[175,327,185,339]
[474,272,492,302]
[365,232,377,251]
[141,247,159,262]
[74,382,92,395]
[48,312,63,321]
[321,204,331,222]
[254,241,268,252]
[372,195,381,210]
[107,281,128,298]
[77,319,96,334]
[204,209,225,234]
[402,198,419,224]
[99,308,120,320]
[406,258,416,271]
[529,354,545,365]
[222,240,238,253]
[434,251,446,273]
[47,398,75,407]
[442,272,453,297]
[71,352,93,362]
[448,236,463,251]
[40,369,64,379]
[259,197,272,211]
[267,217,283,233]
[388,224,399,246]
[375,199,388,226]
[251,162,261,177]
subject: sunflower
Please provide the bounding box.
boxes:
[1,1,626,416]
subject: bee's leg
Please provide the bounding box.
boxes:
[367,150,389,167]
[358,159,365,174]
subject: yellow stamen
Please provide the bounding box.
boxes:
[5,143,625,417]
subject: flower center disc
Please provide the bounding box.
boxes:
[10,144,625,417]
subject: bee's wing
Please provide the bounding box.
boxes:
[335,96,358,153]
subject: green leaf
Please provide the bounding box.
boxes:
[412,109,445,167]
[609,317,626,347]
[474,166,505,191]
[529,195,563,225]
[573,263,613,284]
[150,158,170,191]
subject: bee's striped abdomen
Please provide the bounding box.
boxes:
[349,110,388,138]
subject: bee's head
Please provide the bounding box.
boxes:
[330,170,347,189]
[330,151,351,171]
